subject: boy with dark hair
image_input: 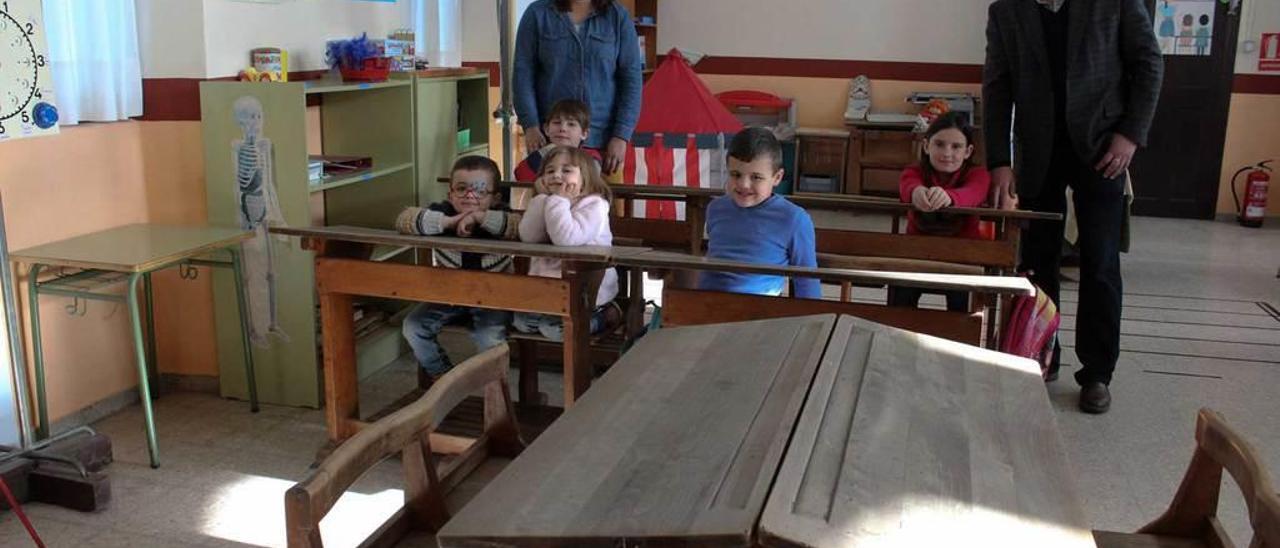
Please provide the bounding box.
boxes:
[515,99,601,182]
[395,155,520,387]
[698,127,820,299]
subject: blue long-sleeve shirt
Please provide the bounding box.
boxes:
[513,0,643,148]
[699,195,821,299]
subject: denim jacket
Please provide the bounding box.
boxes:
[513,0,643,148]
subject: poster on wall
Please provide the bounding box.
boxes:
[231,96,289,348]
[0,0,59,142]
[1154,0,1215,56]
[1261,33,1280,71]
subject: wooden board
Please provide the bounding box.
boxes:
[480,178,1061,221]
[616,250,1035,296]
[661,287,983,346]
[815,229,1018,269]
[272,225,651,262]
[10,224,251,273]
[315,258,571,316]
[759,315,1095,548]
[437,315,836,547]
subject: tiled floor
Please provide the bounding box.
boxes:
[0,215,1277,547]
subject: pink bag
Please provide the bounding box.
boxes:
[1000,283,1060,379]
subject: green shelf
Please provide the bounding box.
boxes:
[457,143,490,156]
[304,79,412,95]
[309,162,415,193]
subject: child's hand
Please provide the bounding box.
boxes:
[911,186,936,212]
[927,187,953,210]
[455,210,486,237]
[441,213,466,231]
[533,175,553,196]
[553,177,582,199]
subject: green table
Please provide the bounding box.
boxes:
[10,224,258,468]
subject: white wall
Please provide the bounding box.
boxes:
[201,0,413,77]
[462,0,501,61]
[657,0,992,64]
[1235,0,1280,75]
[136,0,207,78]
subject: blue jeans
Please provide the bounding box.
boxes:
[402,303,510,376]
[511,306,609,342]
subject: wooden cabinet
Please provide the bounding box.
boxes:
[795,128,850,194]
[844,121,918,196]
[844,119,986,197]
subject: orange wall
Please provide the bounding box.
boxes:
[0,121,216,422]
[1218,93,1280,216]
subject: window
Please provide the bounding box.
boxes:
[42,0,142,124]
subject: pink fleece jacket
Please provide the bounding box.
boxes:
[518,193,618,307]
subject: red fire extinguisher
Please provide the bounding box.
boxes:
[1231,160,1272,228]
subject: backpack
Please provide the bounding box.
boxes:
[1000,282,1060,379]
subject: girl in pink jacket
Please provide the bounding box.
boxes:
[514,146,619,341]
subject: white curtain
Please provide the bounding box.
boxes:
[42,0,143,125]
[415,0,462,67]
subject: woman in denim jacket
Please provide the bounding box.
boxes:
[514,0,643,176]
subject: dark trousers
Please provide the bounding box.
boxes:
[888,287,969,313]
[1020,145,1125,386]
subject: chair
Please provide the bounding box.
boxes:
[284,344,524,548]
[1093,408,1280,548]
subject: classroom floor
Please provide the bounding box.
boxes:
[0,215,1277,547]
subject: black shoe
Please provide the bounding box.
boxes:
[1079,382,1111,414]
[1044,369,1059,383]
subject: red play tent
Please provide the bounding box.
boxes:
[622,50,742,220]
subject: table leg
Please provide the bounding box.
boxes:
[126,272,162,468]
[687,199,706,256]
[319,291,358,443]
[561,263,599,408]
[228,250,260,412]
[143,272,159,397]
[28,264,48,440]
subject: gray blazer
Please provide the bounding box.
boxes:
[983,0,1163,198]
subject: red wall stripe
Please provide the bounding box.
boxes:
[136,58,1280,122]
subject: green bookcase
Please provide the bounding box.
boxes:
[200,79,416,408]
[402,70,491,206]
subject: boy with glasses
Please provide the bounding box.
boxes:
[394,156,521,387]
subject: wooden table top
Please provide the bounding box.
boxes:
[759,315,1095,548]
[437,315,837,547]
[270,225,653,262]
[9,224,252,273]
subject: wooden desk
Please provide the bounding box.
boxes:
[615,249,1035,297]
[270,225,650,444]
[10,224,256,468]
[438,315,834,547]
[759,315,1094,547]
[438,315,1094,547]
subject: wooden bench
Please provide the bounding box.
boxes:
[1093,408,1280,548]
[613,249,1034,348]
[283,344,523,548]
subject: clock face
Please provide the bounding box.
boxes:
[0,9,38,122]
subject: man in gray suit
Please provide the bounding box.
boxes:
[984,0,1163,413]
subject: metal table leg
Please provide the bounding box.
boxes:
[143,271,159,396]
[126,272,161,468]
[27,264,47,440]
[228,250,259,412]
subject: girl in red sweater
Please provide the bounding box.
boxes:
[891,111,990,312]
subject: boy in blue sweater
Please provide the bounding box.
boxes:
[699,127,820,299]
